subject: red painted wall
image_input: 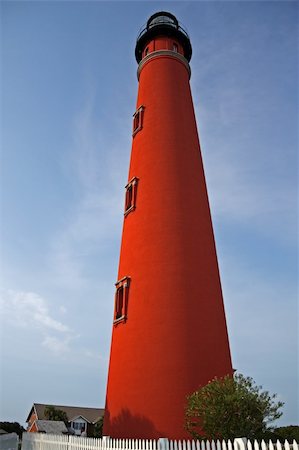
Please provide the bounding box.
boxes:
[141,36,184,59]
[28,421,37,433]
[104,36,233,440]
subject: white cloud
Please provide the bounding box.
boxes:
[0,289,76,357]
[83,349,103,361]
[42,335,71,355]
[59,305,67,314]
[0,289,69,333]
[0,288,105,361]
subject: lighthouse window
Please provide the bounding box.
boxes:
[124,176,139,216]
[132,105,144,137]
[115,288,124,320]
[145,47,149,56]
[173,43,178,52]
[126,185,133,210]
[114,276,130,324]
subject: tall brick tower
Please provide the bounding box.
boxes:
[103,11,233,439]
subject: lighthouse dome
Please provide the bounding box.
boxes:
[135,11,192,63]
[147,12,178,28]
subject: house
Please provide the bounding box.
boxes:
[26,403,104,437]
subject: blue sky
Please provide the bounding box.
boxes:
[1,0,298,429]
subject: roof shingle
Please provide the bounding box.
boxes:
[36,420,68,434]
[27,404,104,424]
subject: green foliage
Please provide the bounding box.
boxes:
[93,416,104,438]
[255,425,299,441]
[0,422,25,438]
[185,374,284,440]
[274,426,299,441]
[44,406,68,425]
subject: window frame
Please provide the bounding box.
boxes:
[124,176,139,216]
[113,276,131,325]
[132,105,145,137]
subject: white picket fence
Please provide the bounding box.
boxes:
[20,434,298,450]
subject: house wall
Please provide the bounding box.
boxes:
[70,418,88,436]
[27,412,37,432]
[28,422,37,433]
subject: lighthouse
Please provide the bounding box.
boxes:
[103,12,233,439]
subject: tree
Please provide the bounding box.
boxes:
[93,416,104,438]
[185,373,284,440]
[44,406,68,425]
[0,422,25,438]
[275,426,299,441]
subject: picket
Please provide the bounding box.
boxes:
[261,440,267,450]
[222,439,228,450]
[227,439,233,450]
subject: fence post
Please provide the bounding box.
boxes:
[234,438,248,450]
[159,438,170,450]
[103,435,110,450]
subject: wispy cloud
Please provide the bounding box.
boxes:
[202,141,295,228]
[0,289,69,333]
[191,44,297,243]
[42,335,72,355]
[48,88,131,290]
[0,289,78,357]
[0,288,104,360]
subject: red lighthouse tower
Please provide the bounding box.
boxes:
[103,12,233,440]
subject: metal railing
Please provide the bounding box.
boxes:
[136,21,190,43]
